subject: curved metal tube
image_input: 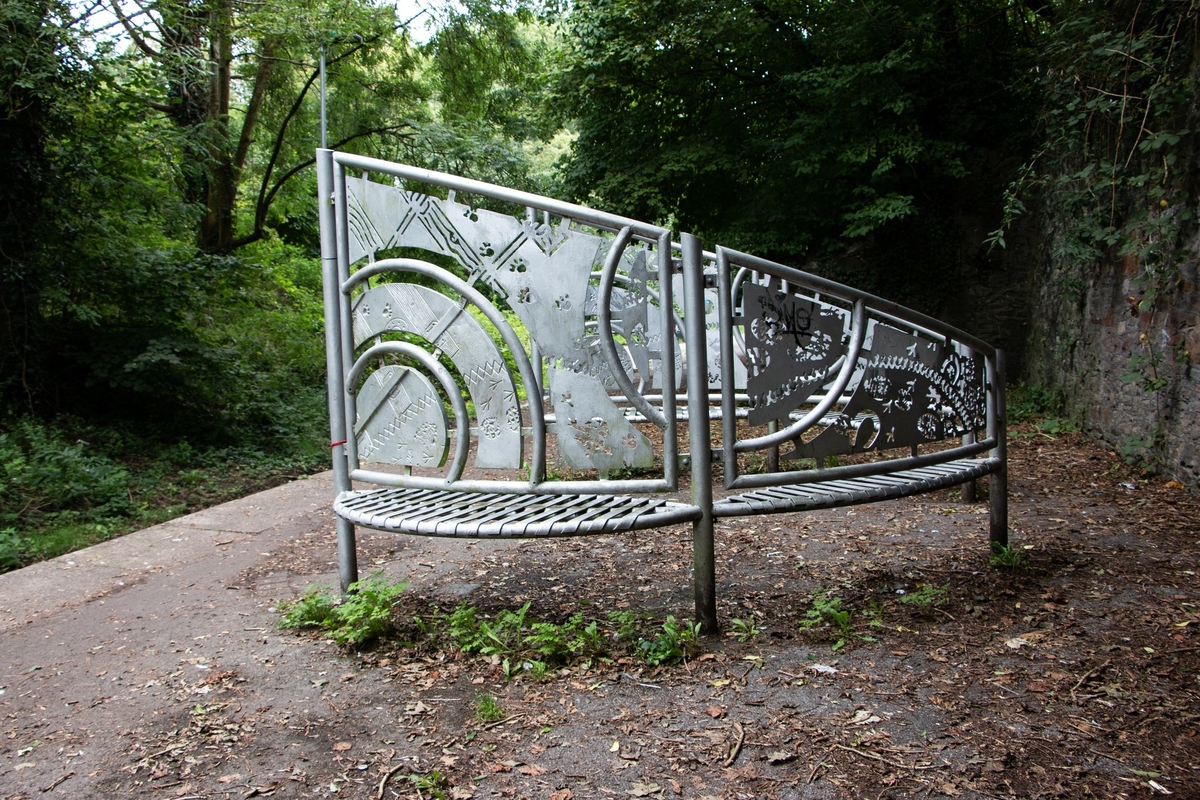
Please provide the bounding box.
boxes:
[333,151,669,243]
[343,258,546,484]
[718,246,995,356]
[347,341,470,485]
[596,227,668,428]
[735,299,867,452]
[590,270,688,338]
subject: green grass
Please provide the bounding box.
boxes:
[474,693,505,722]
[989,543,1026,569]
[0,416,327,574]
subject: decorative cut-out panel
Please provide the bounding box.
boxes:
[790,323,986,460]
[549,367,653,476]
[352,283,522,470]
[582,246,680,392]
[346,175,669,473]
[354,365,449,467]
[737,279,849,426]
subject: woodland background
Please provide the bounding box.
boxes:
[1,0,1197,570]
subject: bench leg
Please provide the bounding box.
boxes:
[989,466,1008,549]
[337,517,359,594]
[693,514,717,635]
[682,232,719,635]
[988,349,1008,550]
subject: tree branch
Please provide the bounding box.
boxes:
[108,0,160,58]
[250,36,384,234]
[233,40,275,174]
[235,124,416,250]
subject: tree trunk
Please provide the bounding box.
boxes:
[198,0,235,253]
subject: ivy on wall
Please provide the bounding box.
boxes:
[993,0,1197,402]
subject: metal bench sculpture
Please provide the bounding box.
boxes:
[316,149,1007,632]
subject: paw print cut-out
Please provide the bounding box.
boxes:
[554,294,572,310]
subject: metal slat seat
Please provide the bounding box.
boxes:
[712,457,1000,518]
[335,489,703,538]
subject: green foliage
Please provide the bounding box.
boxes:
[557,0,1039,311]
[0,529,23,572]
[1008,384,1064,424]
[1033,418,1078,438]
[0,418,132,524]
[1122,431,1160,470]
[278,587,337,631]
[989,543,1025,570]
[638,616,701,666]
[0,414,327,573]
[730,617,760,642]
[899,582,949,612]
[409,769,450,799]
[800,592,855,650]
[606,609,639,643]
[864,599,886,629]
[407,602,705,674]
[996,0,1197,401]
[278,574,408,647]
[474,693,505,723]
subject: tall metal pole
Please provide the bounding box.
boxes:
[319,43,327,149]
[317,149,358,592]
[681,233,718,635]
[989,350,1008,549]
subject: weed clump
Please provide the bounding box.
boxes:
[278,573,408,646]
[800,592,855,650]
[989,543,1026,570]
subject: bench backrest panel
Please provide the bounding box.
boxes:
[323,151,685,491]
[318,150,1004,499]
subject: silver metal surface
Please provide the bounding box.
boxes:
[317,150,358,593]
[341,173,676,476]
[317,148,1009,625]
[681,233,717,635]
[334,488,701,537]
[352,282,522,469]
[715,245,999,496]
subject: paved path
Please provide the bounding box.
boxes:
[0,473,516,799]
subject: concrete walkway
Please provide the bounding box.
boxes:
[0,472,492,799]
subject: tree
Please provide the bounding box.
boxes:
[556,0,1042,308]
[102,0,419,252]
[0,0,90,409]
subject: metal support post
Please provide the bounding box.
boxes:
[681,233,717,635]
[317,149,358,593]
[989,350,1008,549]
[961,431,976,503]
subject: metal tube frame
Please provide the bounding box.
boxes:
[319,148,1009,620]
[681,233,717,635]
[715,244,1003,496]
[317,149,359,594]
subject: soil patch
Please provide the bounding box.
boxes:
[1,427,1197,799]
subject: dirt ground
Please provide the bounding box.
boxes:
[1,426,1198,799]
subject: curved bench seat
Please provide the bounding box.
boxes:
[713,457,999,517]
[315,149,1009,632]
[335,488,702,538]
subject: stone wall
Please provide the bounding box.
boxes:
[1024,212,1200,487]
